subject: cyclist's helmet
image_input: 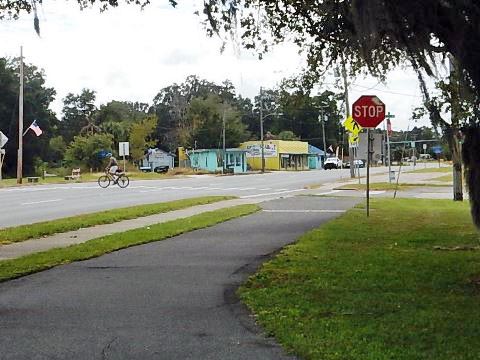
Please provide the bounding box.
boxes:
[105,152,112,158]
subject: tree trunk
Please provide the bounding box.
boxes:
[449,56,463,201]
[463,126,480,227]
[452,133,463,201]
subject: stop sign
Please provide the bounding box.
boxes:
[352,95,386,128]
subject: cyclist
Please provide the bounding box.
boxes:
[105,153,120,183]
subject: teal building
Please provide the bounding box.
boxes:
[188,148,248,174]
[308,144,326,169]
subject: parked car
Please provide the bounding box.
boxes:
[139,148,174,173]
[323,157,343,169]
[353,159,365,168]
[344,159,365,168]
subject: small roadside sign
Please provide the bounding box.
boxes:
[411,141,415,148]
[423,144,427,150]
[119,142,130,156]
[0,131,8,148]
[343,116,362,135]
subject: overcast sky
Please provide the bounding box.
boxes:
[1,1,440,130]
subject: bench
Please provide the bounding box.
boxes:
[27,177,40,183]
[65,168,81,181]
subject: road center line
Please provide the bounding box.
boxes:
[21,199,63,206]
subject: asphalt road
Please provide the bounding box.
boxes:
[0,196,360,360]
[0,167,397,228]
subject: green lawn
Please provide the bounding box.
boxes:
[0,196,234,244]
[0,204,259,282]
[239,198,480,360]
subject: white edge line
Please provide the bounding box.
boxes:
[262,209,346,213]
[240,189,304,199]
[21,199,63,206]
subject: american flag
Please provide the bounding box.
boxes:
[387,119,392,137]
[28,120,43,137]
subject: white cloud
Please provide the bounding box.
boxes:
[1,1,438,130]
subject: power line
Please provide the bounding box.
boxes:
[351,84,422,98]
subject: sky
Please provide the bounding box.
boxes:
[1,1,441,130]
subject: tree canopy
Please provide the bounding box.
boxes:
[2,1,479,92]
[0,58,57,176]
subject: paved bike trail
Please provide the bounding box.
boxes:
[0,196,359,359]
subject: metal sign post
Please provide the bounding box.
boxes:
[366,129,371,216]
[0,149,5,181]
[352,95,386,217]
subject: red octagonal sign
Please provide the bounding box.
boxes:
[352,95,386,128]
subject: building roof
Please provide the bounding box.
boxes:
[145,148,176,157]
[308,144,325,155]
[188,148,247,153]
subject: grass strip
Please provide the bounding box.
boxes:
[407,167,451,174]
[239,198,480,360]
[0,196,234,245]
[335,182,451,191]
[0,204,259,282]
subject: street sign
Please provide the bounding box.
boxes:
[0,131,8,148]
[348,133,359,145]
[119,142,130,156]
[352,95,386,128]
[343,116,362,136]
[423,144,427,150]
[411,141,415,147]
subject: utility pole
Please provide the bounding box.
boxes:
[384,112,395,182]
[259,87,265,173]
[341,56,355,178]
[17,46,24,184]
[222,105,226,174]
[318,110,327,159]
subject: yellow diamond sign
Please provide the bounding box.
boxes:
[343,116,362,136]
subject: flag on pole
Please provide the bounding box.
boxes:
[387,119,392,137]
[25,120,43,137]
[328,145,334,153]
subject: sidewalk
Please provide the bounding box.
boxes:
[0,196,358,359]
[0,197,265,261]
[306,167,455,199]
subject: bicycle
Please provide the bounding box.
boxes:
[98,170,130,188]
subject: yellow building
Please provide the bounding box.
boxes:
[240,140,309,171]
